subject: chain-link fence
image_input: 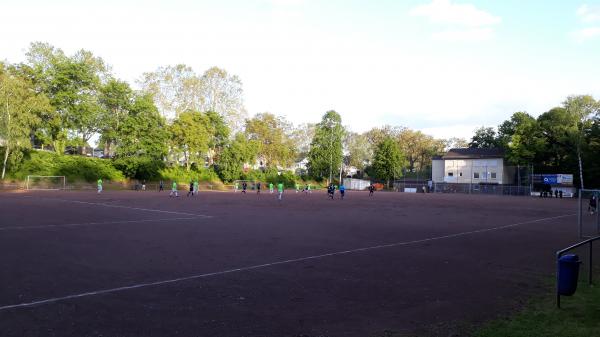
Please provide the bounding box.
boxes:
[431,182,531,196]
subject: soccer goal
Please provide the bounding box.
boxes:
[26,176,66,190]
[578,189,600,238]
[232,180,257,191]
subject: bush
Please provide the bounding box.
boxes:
[159,166,220,184]
[113,156,165,181]
[9,150,125,182]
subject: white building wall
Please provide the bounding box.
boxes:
[441,158,504,184]
[432,160,445,183]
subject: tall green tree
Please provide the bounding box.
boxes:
[497,111,545,165]
[372,137,407,188]
[113,93,168,180]
[563,95,600,189]
[0,64,50,179]
[469,126,499,148]
[245,113,296,168]
[216,133,258,182]
[99,78,133,157]
[24,43,108,153]
[205,110,230,165]
[169,111,211,171]
[308,110,345,183]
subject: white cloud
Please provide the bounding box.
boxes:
[572,27,600,42]
[410,0,501,27]
[577,4,600,23]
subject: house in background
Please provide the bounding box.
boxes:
[432,148,513,185]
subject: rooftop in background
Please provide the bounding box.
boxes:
[439,148,505,160]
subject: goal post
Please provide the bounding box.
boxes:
[232,180,257,191]
[26,176,66,190]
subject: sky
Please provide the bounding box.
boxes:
[2,0,600,140]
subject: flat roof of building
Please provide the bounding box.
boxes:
[442,148,504,160]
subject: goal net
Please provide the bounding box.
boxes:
[579,189,600,238]
[26,176,66,190]
[232,180,258,191]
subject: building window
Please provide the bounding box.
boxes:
[459,172,463,177]
[473,172,480,179]
[491,172,497,179]
[448,172,454,177]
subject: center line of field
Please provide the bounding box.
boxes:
[0,213,575,311]
[26,196,212,218]
[0,217,199,231]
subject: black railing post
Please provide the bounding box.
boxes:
[590,241,593,285]
[557,252,561,308]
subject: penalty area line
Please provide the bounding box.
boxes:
[0,213,575,311]
[24,196,212,218]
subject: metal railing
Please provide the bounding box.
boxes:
[556,235,600,308]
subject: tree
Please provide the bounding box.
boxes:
[0,64,50,179]
[365,125,402,151]
[397,129,445,173]
[138,64,203,120]
[113,93,169,180]
[308,110,345,183]
[115,93,168,159]
[245,113,296,168]
[563,95,600,189]
[22,42,68,152]
[99,78,133,157]
[216,133,258,182]
[497,111,544,165]
[205,110,230,165]
[344,131,371,171]
[169,111,211,171]
[290,123,316,159]
[23,43,108,154]
[444,137,468,150]
[372,137,406,188]
[537,107,577,171]
[469,126,499,148]
[198,67,247,132]
[139,65,247,131]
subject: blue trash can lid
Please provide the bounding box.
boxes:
[559,254,579,262]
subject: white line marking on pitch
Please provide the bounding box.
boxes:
[0,217,199,231]
[0,213,575,311]
[25,196,212,218]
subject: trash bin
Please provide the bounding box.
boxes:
[558,254,581,296]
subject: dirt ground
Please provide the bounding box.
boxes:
[0,189,581,336]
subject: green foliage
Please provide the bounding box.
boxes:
[308,110,345,182]
[469,126,500,148]
[372,137,407,187]
[9,150,124,182]
[215,133,257,182]
[113,157,164,181]
[498,112,545,165]
[245,113,296,168]
[169,110,211,170]
[115,93,168,160]
[99,78,133,156]
[159,166,220,184]
[0,63,50,178]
